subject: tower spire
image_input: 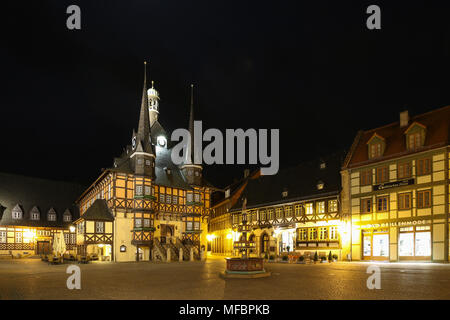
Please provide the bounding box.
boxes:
[136,61,153,154]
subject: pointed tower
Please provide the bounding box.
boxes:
[130,61,155,177]
[148,80,160,127]
[181,84,203,185]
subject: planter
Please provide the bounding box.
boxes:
[297,261,306,264]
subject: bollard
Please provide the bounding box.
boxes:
[166,248,171,262]
[179,249,183,262]
[190,248,194,261]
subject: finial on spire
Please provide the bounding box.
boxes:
[152,80,154,88]
[144,60,147,65]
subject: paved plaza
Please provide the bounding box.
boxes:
[0,255,449,300]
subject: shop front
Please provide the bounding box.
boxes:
[398,225,431,261]
[362,229,389,261]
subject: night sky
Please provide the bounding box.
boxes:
[1,1,450,189]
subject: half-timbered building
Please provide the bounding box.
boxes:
[75,63,215,262]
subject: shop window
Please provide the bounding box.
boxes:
[328,200,338,212]
[376,196,388,212]
[398,192,412,210]
[305,203,314,215]
[417,158,431,176]
[399,226,431,257]
[375,166,389,184]
[417,190,431,208]
[316,201,325,214]
[397,162,412,179]
[360,169,372,186]
[361,198,372,213]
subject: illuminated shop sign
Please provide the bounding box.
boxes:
[360,219,431,229]
[373,178,414,191]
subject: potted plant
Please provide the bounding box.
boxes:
[328,251,333,263]
[281,255,289,263]
[320,256,327,263]
[313,251,319,264]
[297,255,305,264]
[332,254,338,262]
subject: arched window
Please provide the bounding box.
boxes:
[261,233,269,253]
[12,204,22,220]
[30,206,40,220]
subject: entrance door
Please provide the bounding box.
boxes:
[362,230,389,260]
[36,241,51,255]
[160,224,174,244]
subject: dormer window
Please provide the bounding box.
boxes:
[63,209,72,222]
[47,208,57,221]
[30,206,40,220]
[12,204,23,220]
[405,122,426,150]
[367,133,385,159]
[319,161,326,169]
[282,190,288,198]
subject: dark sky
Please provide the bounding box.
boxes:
[1,1,450,188]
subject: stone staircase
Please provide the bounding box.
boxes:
[176,238,190,261]
[153,237,167,262]
[164,241,179,261]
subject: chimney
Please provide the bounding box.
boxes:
[244,169,250,178]
[400,110,409,127]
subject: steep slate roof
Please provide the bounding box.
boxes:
[230,154,343,212]
[344,105,450,169]
[78,199,114,221]
[0,172,84,227]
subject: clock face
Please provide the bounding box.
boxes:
[132,137,136,149]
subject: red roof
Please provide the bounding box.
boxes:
[344,105,450,168]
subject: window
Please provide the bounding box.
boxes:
[47,213,56,221]
[275,207,283,219]
[297,228,307,241]
[260,210,267,221]
[15,232,22,243]
[328,200,338,212]
[166,194,171,204]
[0,231,6,243]
[135,185,143,196]
[145,160,151,166]
[108,185,111,199]
[186,221,193,231]
[360,169,372,186]
[63,214,71,222]
[137,159,143,165]
[145,186,151,195]
[12,205,22,220]
[268,209,274,220]
[361,198,372,213]
[77,222,84,234]
[135,218,142,228]
[398,193,412,210]
[376,166,389,184]
[95,222,104,233]
[172,195,178,204]
[316,201,325,214]
[376,196,388,212]
[317,181,324,190]
[397,162,412,179]
[70,233,76,244]
[294,205,302,216]
[417,190,431,208]
[64,233,69,244]
[370,143,382,158]
[30,207,40,220]
[194,193,200,203]
[308,228,317,241]
[408,132,422,150]
[160,194,165,203]
[282,191,288,198]
[329,226,338,240]
[319,227,328,240]
[285,206,293,217]
[194,221,200,230]
[143,219,151,228]
[417,158,431,176]
[319,161,326,169]
[305,203,313,215]
[187,193,193,202]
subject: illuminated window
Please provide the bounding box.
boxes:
[145,186,151,195]
[260,210,267,221]
[194,193,200,203]
[319,227,328,240]
[166,194,172,204]
[285,206,293,217]
[329,226,338,240]
[316,201,325,214]
[63,214,72,222]
[160,194,165,203]
[361,198,372,213]
[47,208,57,221]
[187,193,193,202]
[268,209,274,220]
[0,231,6,243]
[135,185,143,196]
[376,196,388,212]
[328,200,338,212]
[417,190,431,208]
[30,206,40,220]
[305,203,313,215]
[108,185,111,199]
[417,158,431,176]
[370,143,382,158]
[398,192,411,210]
[308,228,317,240]
[297,228,307,241]
[397,162,412,179]
[143,219,150,228]
[294,205,302,216]
[194,222,200,230]
[186,221,193,231]
[360,169,372,186]
[172,195,178,204]
[15,232,22,243]
[376,166,389,184]
[64,233,69,244]
[317,181,324,190]
[408,132,422,150]
[275,207,283,219]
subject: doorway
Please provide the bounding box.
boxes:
[160,224,174,244]
[36,241,51,255]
